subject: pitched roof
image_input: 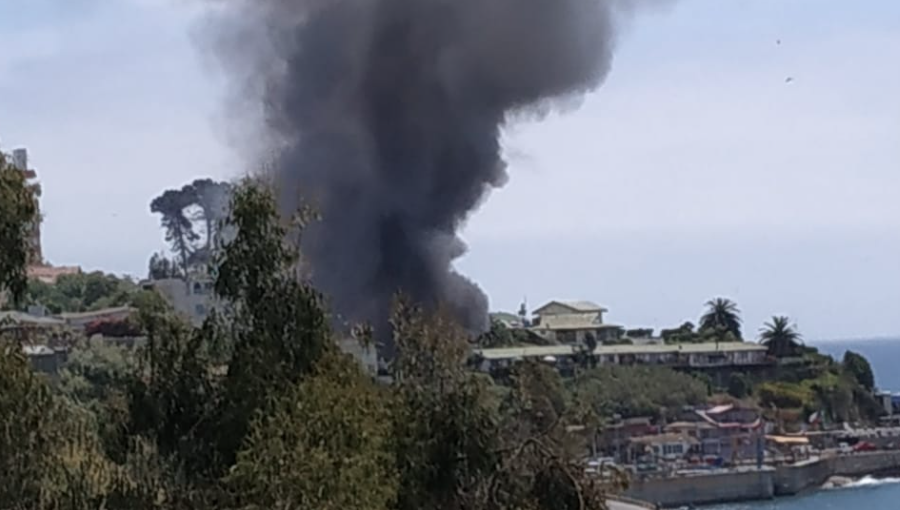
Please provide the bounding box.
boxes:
[665,421,715,431]
[630,433,698,445]
[490,312,524,327]
[0,311,66,329]
[22,345,55,356]
[56,306,135,321]
[533,300,607,315]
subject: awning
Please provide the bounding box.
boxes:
[766,435,810,446]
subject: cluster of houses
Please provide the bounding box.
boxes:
[603,404,768,467]
[0,306,135,373]
[477,300,770,374]
[479,301,796,470]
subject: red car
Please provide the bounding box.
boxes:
[853,441,878,452]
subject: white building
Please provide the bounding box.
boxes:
[474,341,770,373]
[142,275,217,327]
[529,300,624,345]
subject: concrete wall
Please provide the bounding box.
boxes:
[625,469,775,508]
[773,458,833,495]
[774,451,900,496]
[625,451,900,507]
[833,451,900,477]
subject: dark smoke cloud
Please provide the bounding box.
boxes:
[208,0,651,345]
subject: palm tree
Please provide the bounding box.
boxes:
[759,316,803,358]
[700,298,742,340]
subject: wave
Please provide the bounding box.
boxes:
[841,476,900,489]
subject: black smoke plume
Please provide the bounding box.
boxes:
[210,0,646,345]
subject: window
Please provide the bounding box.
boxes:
[662,443,684,456]
[195,304,207,317]
[557,331,577,344]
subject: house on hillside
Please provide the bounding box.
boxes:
[627,433,697,463]
[598,417,656,461]
[668,403,767,462]
[490,311,526,329]
[55,306,135,330]
[23,344,67,374]
[473,342,769,373]
[533,300,607,322]
[143,274,218,327]
[529,300,624,345]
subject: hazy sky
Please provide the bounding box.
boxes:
[1,0,898,340]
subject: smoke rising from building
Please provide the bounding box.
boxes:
[209,0,654,342]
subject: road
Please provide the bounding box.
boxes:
[607,498,656,510]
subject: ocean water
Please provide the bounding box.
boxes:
[705,477,900,510]
[708,337,900,510]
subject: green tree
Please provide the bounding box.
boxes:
[0,345,58,506]
[391,301,609,510]
[479,319,517,348]
[727,372,751,399]
[147,252,183,280]
[211,181,330,468]
[757,381,815,410]
[0,152,37,304]
[700,298,742,340]
[759,316,803,358]
[227,351,398,510]
[25,271,137,313]
[843,350,875,391]
[150,186,200,276]
[574,365,708,420]
[190,178,232,255]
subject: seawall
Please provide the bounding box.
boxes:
[624,468,775,508]
[623,451,900,508]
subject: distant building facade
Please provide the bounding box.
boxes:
[2,144,81,281]
[529,300,624,345]
[667,403,766,461]
[142,265,380,376]
[141,266,219,327]
[55,306,136,330]
[473,341,770,373]
[2,147,42,264]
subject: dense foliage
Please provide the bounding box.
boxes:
[843,350,875,391]
[1,181,612,510]
[573,365,708,420]
[0,152,37,304]
[477,319,546,347]
[23,271,139,314]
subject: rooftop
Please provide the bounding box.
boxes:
[665,421,716,431]
[630,433,698,445]
[533,300,608,315]
[56,306,135,321]
[22,345,56,356]
[0,311,66,329]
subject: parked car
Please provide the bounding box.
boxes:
[853,441,877,452]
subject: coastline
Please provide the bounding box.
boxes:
[621,450,900,508]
